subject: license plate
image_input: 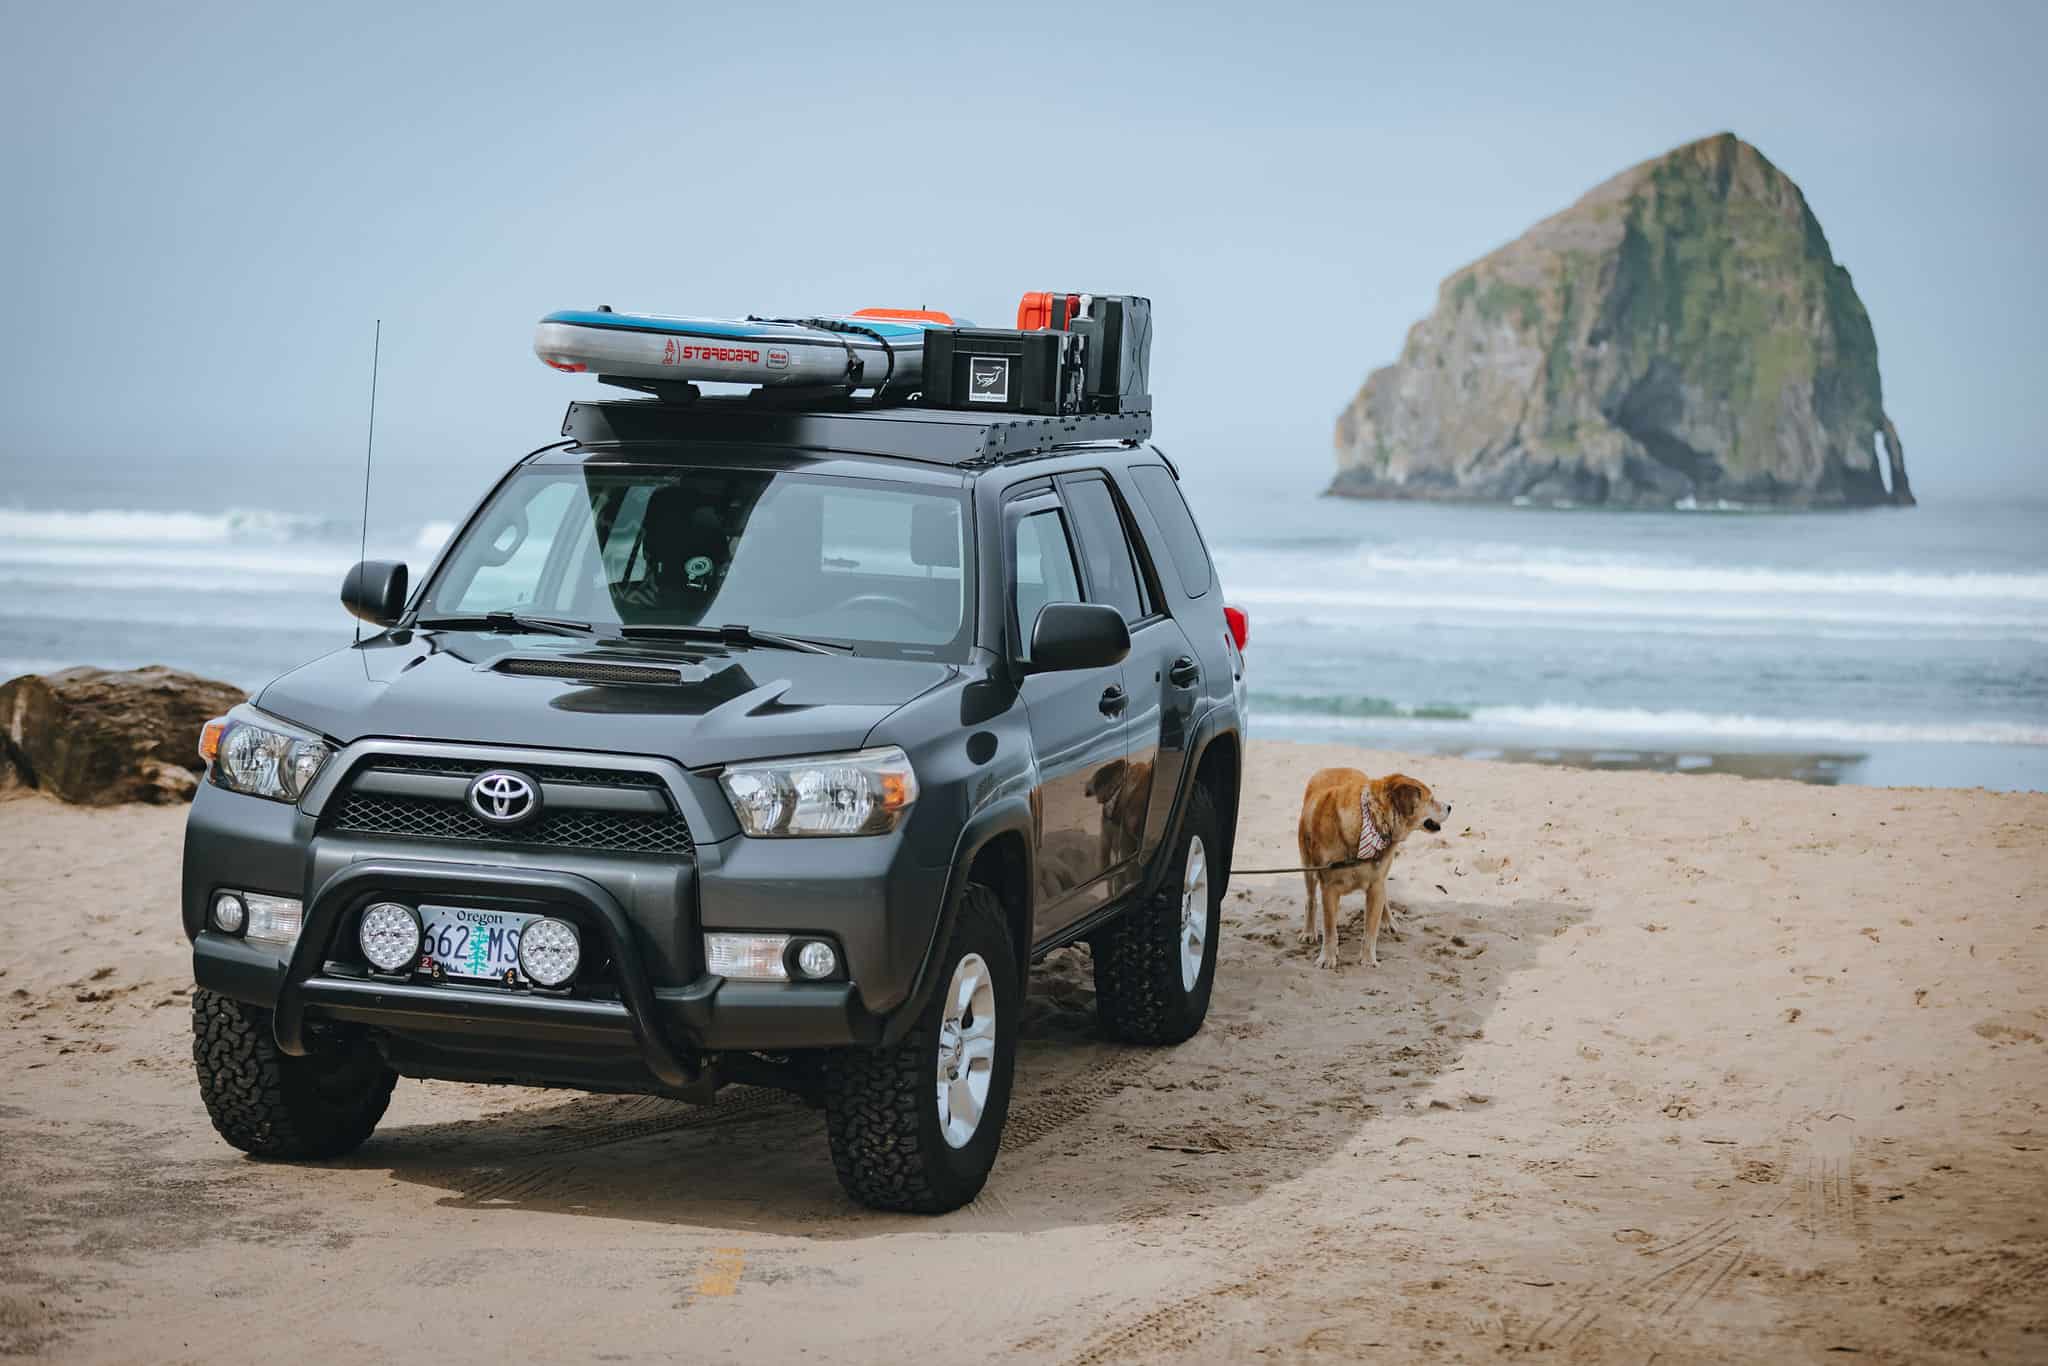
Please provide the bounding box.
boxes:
[419,905,535,981]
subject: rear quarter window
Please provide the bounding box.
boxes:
[1126,464,1213,599]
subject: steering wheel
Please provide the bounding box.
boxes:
[830,592,952,634]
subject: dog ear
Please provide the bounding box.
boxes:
[1085,760,1126,800]
[1389,777,1427,823]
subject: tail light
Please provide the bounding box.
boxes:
[1223,605,1249,651]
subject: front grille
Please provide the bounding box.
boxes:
[497,658,682,686]
[365,755,669,790]
[328,756,694,857]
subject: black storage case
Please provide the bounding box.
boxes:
[1068,295,1152,415]
[923,327,1086,416]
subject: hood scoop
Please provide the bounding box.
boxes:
[496,657,683,686]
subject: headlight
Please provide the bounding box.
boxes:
[718,746,918,837]
[199,706,334,804]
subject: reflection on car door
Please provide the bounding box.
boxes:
[1008,494,1129,940]
[1061,472,1193,892]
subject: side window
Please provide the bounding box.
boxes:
[1011,506,1082,663]
[1063,476,1148,623]
[1128,465,1212,599]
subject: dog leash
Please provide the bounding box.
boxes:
[1231,857,1371,875]
[1235,794,1388,875]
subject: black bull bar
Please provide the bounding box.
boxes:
[271,858,701,1090]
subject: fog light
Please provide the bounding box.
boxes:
[358,902,422,973]
[241,893,304,947]
[210,892,247,935]
[705,933,790,982]
[518,917,581,987]
[793,940,839,980]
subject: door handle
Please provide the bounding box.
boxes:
[1168,656,1201,687]
[1099,685,1127,717]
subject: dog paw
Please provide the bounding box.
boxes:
[1315,951,1338,970]
[1296,929,1317,946]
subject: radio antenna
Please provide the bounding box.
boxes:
[354,319,382,646]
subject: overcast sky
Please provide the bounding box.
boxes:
[2,0,2041,524]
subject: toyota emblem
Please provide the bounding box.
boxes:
[467,769,540,825]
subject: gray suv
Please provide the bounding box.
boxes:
[184,397,1247,1212]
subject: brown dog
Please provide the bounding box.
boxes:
[1084,756,1155,869]
[1296,770,1450,968]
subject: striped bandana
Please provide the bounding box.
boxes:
[1358,794,1388,860]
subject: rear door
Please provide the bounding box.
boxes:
[1119,462,1229,854]
[1005,491,1129,939]
[1061,471,1194,884]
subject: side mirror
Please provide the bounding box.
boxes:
[341,560,410,628]
[1029,602,1130,673]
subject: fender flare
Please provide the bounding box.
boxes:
[1137,707,1241,904]
[878,795,1036,1047]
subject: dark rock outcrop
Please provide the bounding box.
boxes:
[0,745,26,799]
[0,667,246,805]
[1332,134,1913,508]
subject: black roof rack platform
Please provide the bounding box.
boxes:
[561,398,1151,467]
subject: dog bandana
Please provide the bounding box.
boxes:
[1357,793,1388,861]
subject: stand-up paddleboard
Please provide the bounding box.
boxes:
[534,307,960,394]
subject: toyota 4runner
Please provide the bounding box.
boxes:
[185,397,1247,1212]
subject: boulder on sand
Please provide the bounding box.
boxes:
[0,666,247,805]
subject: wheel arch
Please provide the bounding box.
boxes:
[965,828,1033,993]
[880,799,1036,1047]
[1191,727,1242,891]
[1140,713,1243,902]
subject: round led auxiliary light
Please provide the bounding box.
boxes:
[210,893,247,935]
[358,902,423,973]
[794,940,839,980]
[517,917,581,988]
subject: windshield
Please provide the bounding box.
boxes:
[419,463,973,660]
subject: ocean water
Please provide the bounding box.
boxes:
[2,480,2043,792]
[1183,486,2047,791]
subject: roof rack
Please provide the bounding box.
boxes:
[560,397,1152,467]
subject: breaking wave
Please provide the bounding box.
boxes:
[1249,691,1472,722]
[1252,698,2048,748]
[1216,543,2048,605]
[0,505,359,545]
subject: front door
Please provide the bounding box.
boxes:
[1008,495,1129,940]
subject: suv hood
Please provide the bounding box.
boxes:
[257,631,957,767]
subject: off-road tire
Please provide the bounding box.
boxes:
[192,989,397,1159]
[1093,783,1223,1045]
[821,885,1018,1213]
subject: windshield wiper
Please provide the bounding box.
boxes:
[615,623,851,655]
[413,611,594,638]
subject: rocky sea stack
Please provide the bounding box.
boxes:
[1332,134,1912,508]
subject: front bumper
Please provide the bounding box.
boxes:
[191,854,888,1097]
[183,739,957,1096]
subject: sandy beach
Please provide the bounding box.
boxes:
[1,738,2042,1363]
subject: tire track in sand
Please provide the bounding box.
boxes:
[1524,1101,1871,1359]
[1001,1044,1170,1154]
[445,1088,799,1204]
